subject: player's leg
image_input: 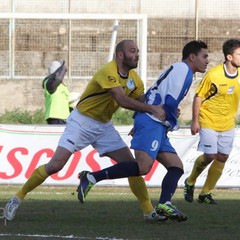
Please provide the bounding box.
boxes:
[198,129,234,204]
[5,146,72,221]
[5,109,82,221]
[184,154,208,202]
[76,121,140,203]
[77,119,141,189]
[20,146,72,199]
[78,146,162,220]
[197,160,224,204]
[128,176,161,221]
[198,129,232,204]
[128,177,151,213]
[186,155,209,185]
[77,116,165,221]
[201,160,225,195]
[155,151,187,222]
[184,128,217,202]
[128,113,167,221]
[108,149,165,221]
[131,149,167,221]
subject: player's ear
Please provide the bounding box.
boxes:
[116,51,124,60]
[188,53,196,62]
[226,54,232,61]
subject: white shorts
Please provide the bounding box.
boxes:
[198,128,235,155]
[58,108,127,156]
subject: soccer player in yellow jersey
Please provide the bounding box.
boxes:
[184,38,240,204]
[77,40,209,222]
[5,39,166,222]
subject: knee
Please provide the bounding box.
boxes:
[138,162,153,175]
[204,154,216,164]
[216,154,228,163]
[167,160,183,170]
[45,159,65,175]
[176,161,184,170]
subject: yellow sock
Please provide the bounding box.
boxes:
[16,165,49,200]
[128,176,154,215]
[201,160,225,195]
[187,155,208,185]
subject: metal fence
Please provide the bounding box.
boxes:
[0,14,147,82]
[1,0,240,83]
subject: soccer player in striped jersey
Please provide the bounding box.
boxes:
[78,40,209,222]
[184,38,240,204]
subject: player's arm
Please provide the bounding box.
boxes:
[135,94,146,103]
[45,76,61,94]
[191,94,202,135]
[46,64,67,94]
[108,86,165,121]
[191,73,211,135]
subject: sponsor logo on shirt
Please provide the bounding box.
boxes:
[227,86,235,94]
[108,76,116,83]
[126,79,135,90]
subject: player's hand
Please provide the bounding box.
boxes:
[191,121,200,135]
[151,105,166,121]
[55,64,67,81]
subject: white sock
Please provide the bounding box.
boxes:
[87,173,96,184]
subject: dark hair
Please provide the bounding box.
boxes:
[182,40,208,60]
[222,38,240,61]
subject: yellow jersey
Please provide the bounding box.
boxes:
[196,63,240,131]
[76,60,144,123]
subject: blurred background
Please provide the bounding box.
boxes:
[0,0,240,120]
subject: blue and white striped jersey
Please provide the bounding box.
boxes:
[145,61,193,131]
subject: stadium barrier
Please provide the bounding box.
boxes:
[0,124,240,188]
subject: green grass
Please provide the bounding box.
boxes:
[0,185,240,240]
[0,109,46,124]
[2,108,240,127]
[0,108,134,125]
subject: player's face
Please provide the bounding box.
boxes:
[122,42,139,69]
[193,48,209,73]
[229,47,240,68]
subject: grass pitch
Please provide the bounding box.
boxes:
[0,185,239,240]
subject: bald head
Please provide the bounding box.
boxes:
[114,39,139,71]
[115,40,136,54]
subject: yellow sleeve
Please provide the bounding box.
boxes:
[196,73,214,100]
[95,61,121,89]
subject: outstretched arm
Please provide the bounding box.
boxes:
[46,64,67,94]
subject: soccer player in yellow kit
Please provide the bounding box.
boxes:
[184,38,240,204]
[5,39,166,222]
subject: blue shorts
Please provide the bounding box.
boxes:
[131,112,176,160]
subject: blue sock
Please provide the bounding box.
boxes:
[159,167,183,204]
[91,162,140,183]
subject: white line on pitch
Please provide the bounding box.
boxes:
[0,233,125,240]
